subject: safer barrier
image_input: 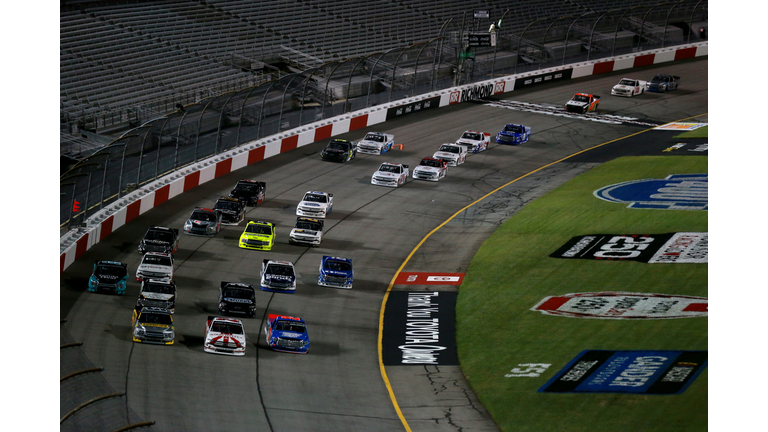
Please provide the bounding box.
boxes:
[60,42,707,273]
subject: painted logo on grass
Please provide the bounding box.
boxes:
[551,233,707,263]
[539,350,707,394]
[531,292,707,319]
[594,174,707,210]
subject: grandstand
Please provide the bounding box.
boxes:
[60,0,707,225]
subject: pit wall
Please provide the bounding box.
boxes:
[60,42,707,272]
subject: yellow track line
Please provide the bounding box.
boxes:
[376,113,707,431]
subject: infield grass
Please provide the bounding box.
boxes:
[456,156,707,432]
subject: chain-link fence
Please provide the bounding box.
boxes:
[61,2,707,228]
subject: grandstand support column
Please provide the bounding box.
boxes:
[235,87,259,146]
[322,60,348,120]
[515,18,546,74]
[638,2,672,51]
[688,0,705,43]
[588,9,622,61]
[414,39,440,97]
[173,112,189,172]
[389,44,423,103]
[564,12,594,65]
[278,74,301,133]
[299,65,325,127]
[346,56,374,114]
[540,13,573,70]
[663,0,688,47]
[612,6,647,56]
[214,93,238,155]
[432,19,452,91]
[490,10,508,77]
[116,144,129,203]
[366,48,399,108]
[257,81,278,140]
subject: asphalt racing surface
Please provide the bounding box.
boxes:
[60,57,707,432]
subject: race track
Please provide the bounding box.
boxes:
[60,57,707,432]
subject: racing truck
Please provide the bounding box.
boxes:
[432,143,467,166]
[495,124,532,145]
[183,207,222,236]
[356,132,395,155]
[289,217,324,246]
[229,179,266,206]
[138,226,179,255]
[136,279,176,313]
[646,74,681,92]
[135,252,174,282]
[565,93,600,113]
[455,130,490,153]
[264,314,310,354]
[132,306,175,345]
[204,316,246,356]
[611,78,647,97]
[218,282,257,318]
[371,162,409,187]
[321,138,357,162]
[413,157,447,181]
[213,196,246,225]
[318,256,353,289]
[296,191,333,219]
[260,259,297,293]
[88,260,128,295]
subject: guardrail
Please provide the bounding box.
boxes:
[60,42,707,272]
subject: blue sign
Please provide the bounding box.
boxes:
[594,174,707,210]
[539,350,707,394]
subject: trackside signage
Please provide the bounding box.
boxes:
[550,233,708,263]
[539,350,707,394]
[382,291,458,365]
[513,68,573,90]
[594,174,708,210]
[531,292,708,319]
[386,96,441,120]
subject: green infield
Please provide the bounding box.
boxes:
[456,156,707,432]
[674,125,708,138]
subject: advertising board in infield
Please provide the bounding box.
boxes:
[394,272,465,285]
[382,291,458,365]
[550,232,707,263]
[531,292,708,319]
[539,350,707,394]
[594,174,708,210]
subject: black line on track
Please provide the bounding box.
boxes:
[255,292,276,432]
